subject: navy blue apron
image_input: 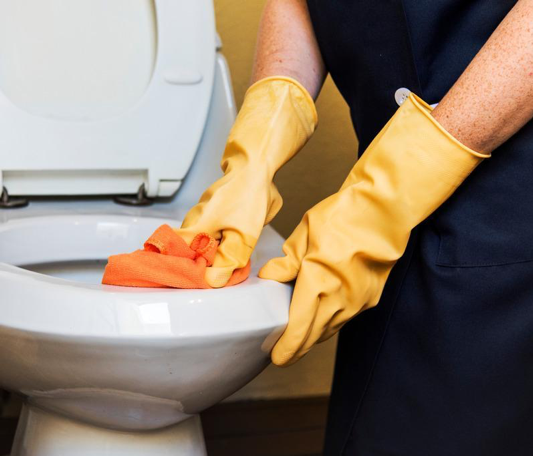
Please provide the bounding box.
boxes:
[306,1,533,455]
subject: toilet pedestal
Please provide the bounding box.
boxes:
[10,403,207,456]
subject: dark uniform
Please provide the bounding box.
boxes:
[306,1,533,454]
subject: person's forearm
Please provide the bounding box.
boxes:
[251,0,326,99]
[433,0,533,154]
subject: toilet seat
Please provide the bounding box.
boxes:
[0,215,289,339]
[0,0,216,198]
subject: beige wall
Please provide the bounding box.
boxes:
[215,0,359,400]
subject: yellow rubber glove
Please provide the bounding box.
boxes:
[176,76,317,287]
[259,93,490,366]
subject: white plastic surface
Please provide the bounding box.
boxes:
[0,0,216,198]
[0,0,157,120]
[0,53,236,224]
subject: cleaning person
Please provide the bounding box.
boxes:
[108,0,533,453]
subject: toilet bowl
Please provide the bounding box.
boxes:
[0,214,290,455]
[0,1,292,454]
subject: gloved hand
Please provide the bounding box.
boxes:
[176,76,317,288]
[259,93,491,366]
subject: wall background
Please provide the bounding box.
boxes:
[214,0,359,401]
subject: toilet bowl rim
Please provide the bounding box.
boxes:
[0,260,290,339]
[0,214,291,338]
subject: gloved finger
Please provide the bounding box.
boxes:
[315,319,347,344]
[259,219,310,282]
[272,259,351,366]
[205,265,236,288]
[274,297,341,366]
[273,344,314,367]
[270,263,322,366]
[258,255,299,282]
[316,296,365,345]
[300,291,357,349]
[205,229,255,288]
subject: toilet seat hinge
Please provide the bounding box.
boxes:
[114,183,154,206]
[0,186,29,209]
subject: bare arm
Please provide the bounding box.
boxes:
[433,0,533,153]
[251,0,326,99]
[251,0,533,155]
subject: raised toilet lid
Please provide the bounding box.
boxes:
[0,0,216,198]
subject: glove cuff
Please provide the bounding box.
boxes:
[222,76,318,177]
[410,93,491,159]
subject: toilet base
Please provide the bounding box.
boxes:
[10,403,207,456]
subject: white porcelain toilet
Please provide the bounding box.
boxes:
[0,1,291,455]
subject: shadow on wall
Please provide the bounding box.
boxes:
[215,0,358,401]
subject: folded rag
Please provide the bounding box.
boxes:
[102,224,251,289]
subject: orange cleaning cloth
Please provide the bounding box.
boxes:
[102,224,250,289]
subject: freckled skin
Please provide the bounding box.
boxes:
[251,0,326,99]
[252,0,533,155]
[433,0,533,153]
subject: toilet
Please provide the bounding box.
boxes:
[0,1,291,455]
